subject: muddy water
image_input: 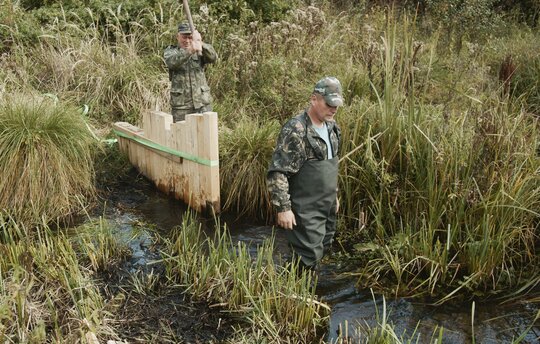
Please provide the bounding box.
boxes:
[101,174,539,343]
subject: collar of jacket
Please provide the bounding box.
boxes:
[300,110,337,133]
[300,110,337,160]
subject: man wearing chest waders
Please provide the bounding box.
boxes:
[267,77,343,271]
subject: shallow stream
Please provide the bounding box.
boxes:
[98,173,539,343]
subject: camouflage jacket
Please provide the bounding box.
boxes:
[267,111,341,212]
[164,43,218,110]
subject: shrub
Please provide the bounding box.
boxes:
[0,1,42,53]
[203,0,296,23]
[418,0,502,51]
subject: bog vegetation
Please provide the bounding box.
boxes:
[1,0,539,342]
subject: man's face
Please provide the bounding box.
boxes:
[177,33,193,48]
[310,94,338,125]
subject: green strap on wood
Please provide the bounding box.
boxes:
[113,129,219,167]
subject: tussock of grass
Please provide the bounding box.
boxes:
[0,94,96,226]
[220,117,281,219]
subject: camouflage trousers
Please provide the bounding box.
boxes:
[171,104,213,122]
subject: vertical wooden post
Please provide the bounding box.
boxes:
[200,112,220,213]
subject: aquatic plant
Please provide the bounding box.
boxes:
[161,213,329,342]
[338,14,540,301]
[0,94,96,226]
[220,117,280,219]
[0,218,120,342]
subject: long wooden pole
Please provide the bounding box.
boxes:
[182,0,201,56]
[182,0,195,32]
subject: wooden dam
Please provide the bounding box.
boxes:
[113,110,220,214]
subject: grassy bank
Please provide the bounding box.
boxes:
[0,218,120,342]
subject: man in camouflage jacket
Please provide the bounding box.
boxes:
[267,77,343,270]
[164,23,218,122]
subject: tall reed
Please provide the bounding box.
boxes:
[161,213,329,342]
[0,218,120,342]
[338,14,540,300]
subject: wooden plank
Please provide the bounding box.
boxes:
[148,110,159,181]
[196,112,220,214]
[113,108,220,214]
[195,114,205,210]
[115,122,147,175]
[154,112,166,191]
[181,117,192,206]
[164,118,174,195]
[186,114,202,211]
[172,121,186,197]
[202,112,220,213]
[142,110,153,179]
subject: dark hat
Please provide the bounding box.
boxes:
[178,23,192,34]
[313,77,344,107]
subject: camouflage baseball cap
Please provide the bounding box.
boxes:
[178,23,192,34]
[313,76,343,107]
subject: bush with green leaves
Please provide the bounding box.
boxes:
[0,1,42,53]
[418,0,503,51]
[496,0,540,26]
[201,0,296,23]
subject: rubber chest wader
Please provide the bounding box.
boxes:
[288,155,338,267]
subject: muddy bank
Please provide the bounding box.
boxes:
[93,170,237,342]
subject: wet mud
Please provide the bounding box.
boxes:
[94,171,236,343]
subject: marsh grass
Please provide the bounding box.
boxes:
[70,217,132,272]
[220,117,281,219]
[0,94,96,226]
[1,0,539,310]
[2,6,170,124]
[160,213,329,342]
[338,15,540,300]
[0,217,127,342]
[329,291,445,344]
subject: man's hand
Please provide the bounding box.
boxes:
[277,210,296,230]
[186,43,197,55]
[192,30,202,53]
